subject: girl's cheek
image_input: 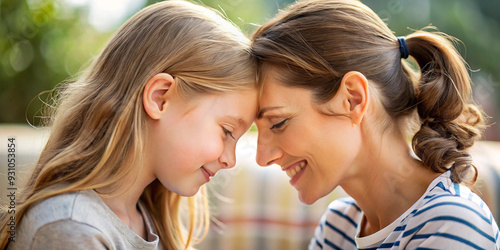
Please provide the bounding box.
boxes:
[201,136,225,161]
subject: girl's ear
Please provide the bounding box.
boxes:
[143,73,175,120]
[335,71,369,125]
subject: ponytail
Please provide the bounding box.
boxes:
[406,29,484,184]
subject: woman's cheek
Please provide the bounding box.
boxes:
[280,126,308,155]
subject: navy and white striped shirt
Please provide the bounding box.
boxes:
[310,171,500,249]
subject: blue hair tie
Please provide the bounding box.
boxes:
[397,36,409,59]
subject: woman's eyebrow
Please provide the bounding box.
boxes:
[257,106,284,119]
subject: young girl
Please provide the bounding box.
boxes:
[252,0,500,249]
[0,1,257,249]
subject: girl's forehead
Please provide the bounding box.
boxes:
[212,89,258,113]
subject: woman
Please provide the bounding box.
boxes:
[251,0,499,249]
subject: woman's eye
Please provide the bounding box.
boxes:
[270,119,288,130]
[223,127,236,140]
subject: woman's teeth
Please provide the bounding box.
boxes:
[286,161,305,179]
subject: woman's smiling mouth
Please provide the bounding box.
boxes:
[282,160,306,179]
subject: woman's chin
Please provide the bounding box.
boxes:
[298,192,320,205]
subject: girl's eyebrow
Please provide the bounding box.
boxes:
[226,116,245,126]
[257,106,284,119]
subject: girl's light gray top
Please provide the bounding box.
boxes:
[8,189,161,250]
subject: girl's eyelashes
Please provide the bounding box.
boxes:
[270,118,288,130]
[222,127,236,140]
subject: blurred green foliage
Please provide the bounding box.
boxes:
[1,0,499,138]
[0,0,110,124]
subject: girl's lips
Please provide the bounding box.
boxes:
[201,167,211,182]
[201,166,216,182]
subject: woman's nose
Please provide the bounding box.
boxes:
[256,133,282,167]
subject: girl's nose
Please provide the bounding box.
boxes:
[219,144,236,169]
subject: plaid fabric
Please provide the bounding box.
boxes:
[470,141,500,221]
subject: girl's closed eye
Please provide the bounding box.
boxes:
[222,127,236,140]
[270,118,288,130]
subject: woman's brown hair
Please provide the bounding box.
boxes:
[251,0,483,184]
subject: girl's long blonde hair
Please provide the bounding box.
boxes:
[1,1,255,249]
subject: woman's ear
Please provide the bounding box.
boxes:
[143,73,175,120]
[337,71,369,125]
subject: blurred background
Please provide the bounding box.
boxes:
[0,0,499,139]
[1,0,500,140]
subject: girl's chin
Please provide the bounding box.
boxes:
[164,183,201,197]
[180,186,201,197]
